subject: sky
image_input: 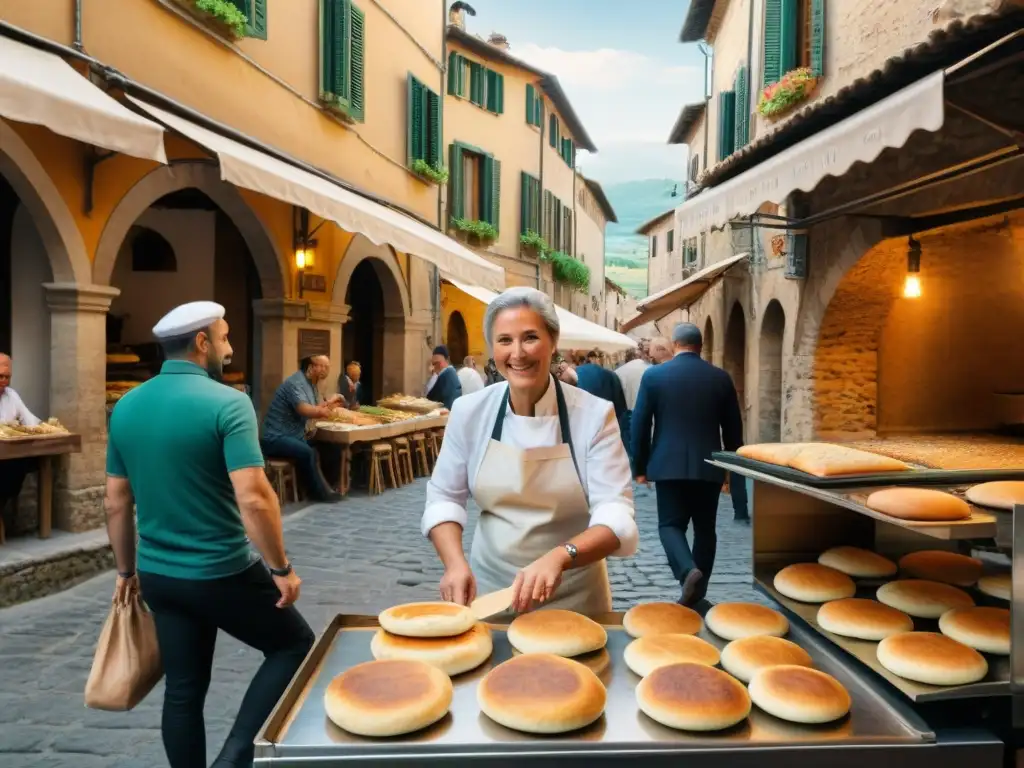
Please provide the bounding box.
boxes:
[460,0,708,185]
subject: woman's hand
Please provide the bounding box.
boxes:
[511,548,570,613]
[113,573,139,606]
[439,560,477,606]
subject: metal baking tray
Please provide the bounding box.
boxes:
[754,565,1010,703]
[710,452,1024,489]
[250,612,988,767]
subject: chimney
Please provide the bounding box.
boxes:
[449,5,466,29]
[488,32,510,50]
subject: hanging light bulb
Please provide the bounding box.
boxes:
[903,235,922,299]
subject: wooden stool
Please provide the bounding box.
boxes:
[411,433,431,477]
[369,443,398,495]
[266,459,299,505]
[392,437,414,485]
[427,430,444,462]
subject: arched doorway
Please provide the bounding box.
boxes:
[759,300,786,441]
[446,311,469,366]
[343,259,386,403]
[104,188,263,402]
[724,302,747,436]
[702,316,715,364]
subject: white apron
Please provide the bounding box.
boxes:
[469,379,612,617]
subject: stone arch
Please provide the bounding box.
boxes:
[702,315,715,363]
[446,311,469,364]
[759,300,786,442]
[331,234,411,318]
[93,161,286,298]
[723,301,748,432]
[0,119,91,284]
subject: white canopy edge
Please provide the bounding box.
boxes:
[0,36,167,163]
[621,252,750,333]
[674,70,946,241]
[127,98,505,292]
[442,276,638,354]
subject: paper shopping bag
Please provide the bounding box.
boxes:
[84,592,163,711]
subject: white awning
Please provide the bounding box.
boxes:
[674,70,946,240]
[0,36,167,163]
[620,253,750,333]
[442,276,637,354]
[128,98,505,292]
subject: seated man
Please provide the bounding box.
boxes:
[0,353,39,516]
[339,361,365,409]
[425,345,462,409]
[261,355,343,503]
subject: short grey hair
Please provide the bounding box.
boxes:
[484,286,560,348]
[672,322,703,347]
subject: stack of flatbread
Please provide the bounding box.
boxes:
[371,602,493,677]
[738,442,912,477]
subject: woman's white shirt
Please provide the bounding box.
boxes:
[422,376,638,557]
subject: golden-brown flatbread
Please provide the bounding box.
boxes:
[737,442,911,477]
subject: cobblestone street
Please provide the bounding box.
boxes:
[0,481,754,767]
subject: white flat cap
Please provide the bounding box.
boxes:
[152,301,226,340]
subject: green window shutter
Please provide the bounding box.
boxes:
[542,190,552,241]
[348,3,365,121]
[470,62,483,106]
[242,0,268,39]
[407,75,424,166]
[447,52,459,95]
[733,66,749,150]
[717,90,736,160]
[426,89,440,166]
[520,172,529,234]
[810,0,826,76]
[532,178,541,232]
[448,143,465,220]
[492,72,504,114]
[762,0,783,87]
[667,230,675,253]
[549,115,558,148]
[319,0,349,108]
[489,158,501,230]
[525,84,535,124]
[459,57,469,98]
[779,0,799,74]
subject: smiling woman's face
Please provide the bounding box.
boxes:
[492,307,555,391]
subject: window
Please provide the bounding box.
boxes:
[448,54,504,114]
[520,172,542,235]
[525,84,543,127]
[560,137,575,168]
[667,229,675,253]
[407,75,441,168]
[319,0,365,122]
[717,90,736,160]
[733,65,750,150]
[224,0,267,38]
[651,235,658,259]
[549,114,559,148]
[763,0,825,87]
[541,191,570,250]
[689,154,700,182]
[449,142,501,230]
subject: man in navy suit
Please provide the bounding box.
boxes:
[631,322,744,606]
[575,350,628,446]
[426,345,462,410]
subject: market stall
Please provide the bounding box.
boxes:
[0,419,81,540]
[253,440,1020,766]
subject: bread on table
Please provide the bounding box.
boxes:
[738,442,911,477]
[748,665,851,724]
[623,634,720,678]
[897,550,983,587]
[623,602,702,638]
[817,546,897,579]
[774,563,857,604]
[816,598,914,641]
[378,602,476,638]
[865,488,971,522]
[635,662,750,731]
[938,607,1010,655]
[876,579,974,619]
[876,632,988,686]
[719,635,813,683]
[977,573,1011,601]
[965,481,1024,511]
[506,609,607,657]
[370,623,493,676]
[705,602,789,640]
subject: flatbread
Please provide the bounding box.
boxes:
[965,481,1024,511]
[865,488,971,522]
[370,623,493,676]
[378,602,476,638]
[623,602,702,638]
[737,442,911,477]
[506,609,607,657]
[623,634,721,677]
[636,663,751,731]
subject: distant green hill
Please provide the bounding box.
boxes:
[603,178,684,298]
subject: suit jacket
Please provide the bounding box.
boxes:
[630,352,743,483]
[427,366,462,410]
[575,364,627,420]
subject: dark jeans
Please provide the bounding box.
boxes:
[654,479,722,603]
[139,562,315,768]
[0,457,33,505]
[260,435,335,500]
[730,473,749,519]
[621,410,633,461]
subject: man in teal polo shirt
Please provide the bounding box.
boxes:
[104,301,314,768]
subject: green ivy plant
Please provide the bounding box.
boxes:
[543,250,590,292]
[519,230,550,255]
[757,67,818,118]
[411,159,450,185]
[451,217,498,244]
[192,0,248,38]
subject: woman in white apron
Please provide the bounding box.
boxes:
[421,287,638,616]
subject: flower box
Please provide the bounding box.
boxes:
[758,68,819,120]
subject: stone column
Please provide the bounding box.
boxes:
[43,282,120,532]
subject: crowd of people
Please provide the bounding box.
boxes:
[90,288,750,767]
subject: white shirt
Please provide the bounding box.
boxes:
[422,375,638,557]
[457,366,485,396]
[615,358,650,411]
[424,372,438,397]
[0,387,41,426]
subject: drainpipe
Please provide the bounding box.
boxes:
[73,0,83,51]
[432,0,446,347]
[698,41,711,264]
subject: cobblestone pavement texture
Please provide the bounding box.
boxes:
[0,481,755,766]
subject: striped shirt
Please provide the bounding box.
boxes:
[262,370,321,441]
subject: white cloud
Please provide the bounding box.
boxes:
[510,43,704,177]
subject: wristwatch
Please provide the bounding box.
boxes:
[269,562,293,577]
[562,543,579,562]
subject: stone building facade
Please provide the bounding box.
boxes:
[662,0,1024,445]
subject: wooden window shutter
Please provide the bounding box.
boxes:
[470,62,484,106]
[762,0,783,87]
[525,84,535,124]
[667,230,675,253]
[779,0,799,75]
[448,143,465,220]
[533,91,543,127]
[486,71,504,113]
[717,90,736,160]
[447,52,460,95]
[319,0,348,107]
[549,115,558,148]
[809,0,826,76]
[489,158,501,230]
[520,172,529,234]
[542,190,552,241]
[407,74,424,166]
[426,89,440,166]
[733,66,749,150]
[532,178,541,232]
[348,4,365,121]
[246,0,268,39]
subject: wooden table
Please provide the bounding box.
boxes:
[0,433,82,539]
[312,415,447,496]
